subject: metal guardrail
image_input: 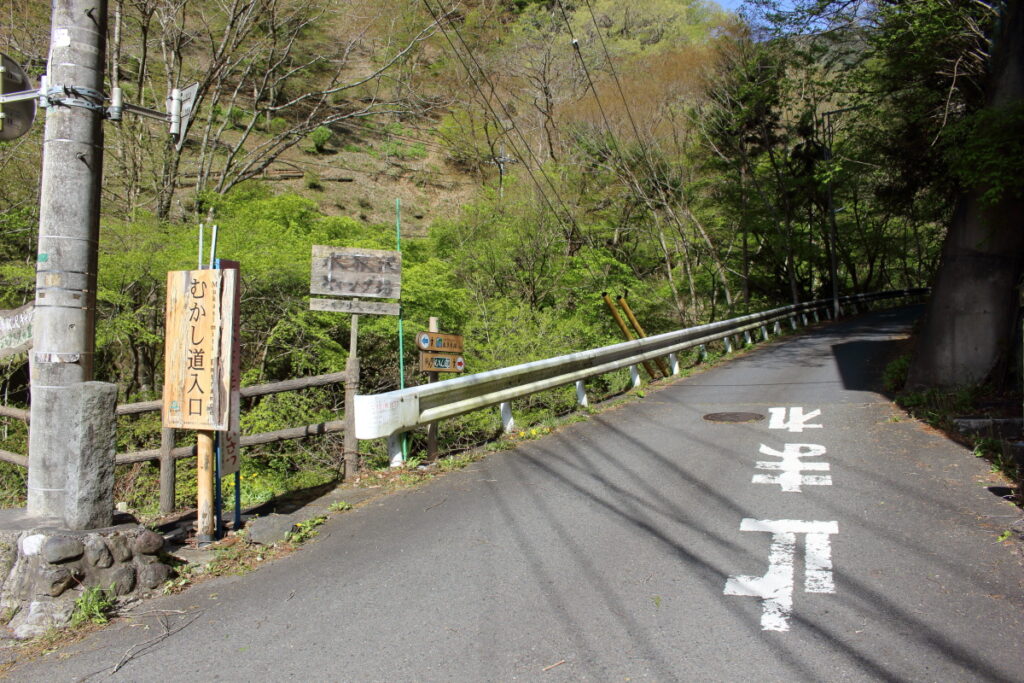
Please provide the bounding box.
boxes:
[354,290,926,454]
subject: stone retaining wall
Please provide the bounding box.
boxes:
[0,523,173,638]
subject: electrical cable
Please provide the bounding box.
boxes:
[570,0,737,304]
[421,0,581,240]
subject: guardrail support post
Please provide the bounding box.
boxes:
[761,325,769,340]
[790,316,798,330]
[668,353,679,376]
[724,337,733,353]
[813,310,820,323]
[743,330,752,346]
[698,345,707,362]
[801,313,809,326]
[575,380,588,408]
[629,365,641,389]
[500,401,514,433]
[159,427,176,515]
[388,433,404,467]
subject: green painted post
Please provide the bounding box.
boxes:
[396,199,408,461]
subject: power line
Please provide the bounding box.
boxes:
[580,0,650,157]
[567,0,736,307]
[420,0,581,240]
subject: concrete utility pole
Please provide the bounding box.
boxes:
[27,0,108,518]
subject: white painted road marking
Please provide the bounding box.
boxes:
[753,443,831,492]
[768,407,823,433]
[724,519,839,632]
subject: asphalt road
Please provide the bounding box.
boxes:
[14,306,1024,681]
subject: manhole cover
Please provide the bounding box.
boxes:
[703,412,764,423]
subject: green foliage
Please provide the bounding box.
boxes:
[304,172,323,190]
[228,106,248,130]
[371,140,428,160]
[883,355,910,393]
[287,515,328,543]
[945,102,1024,204]
[71,585,115,627]
[269,117,289,134]
[309,126,332,153]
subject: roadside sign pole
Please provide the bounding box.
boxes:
[309,243,402,475]
[197,431,215,544]
[343,312,359,480]
[426,317,439,460]
[395,199,408,463]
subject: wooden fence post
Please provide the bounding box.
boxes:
[343,312,360,481]
[159,427,176,514]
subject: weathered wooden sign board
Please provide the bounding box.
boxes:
[0,303,33,359]
[419,351,465,373]
[163,269,238,431]
[310,246,401,300]
[415,331,463,353]
[309,298,400,316]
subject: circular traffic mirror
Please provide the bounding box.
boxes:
[0,53,37,141]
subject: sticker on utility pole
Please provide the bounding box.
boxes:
[768,407,822,432]
[724,519,838,632]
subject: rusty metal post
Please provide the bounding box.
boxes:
[617,295,671,377]
[602,293,659,380]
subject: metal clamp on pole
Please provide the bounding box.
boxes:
[44,84,107,112]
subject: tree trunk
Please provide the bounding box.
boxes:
[907,0,1024,387]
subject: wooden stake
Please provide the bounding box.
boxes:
[197,430,215,544]
[618,295,671,377]
[343,314,360,480]
[602,293,660,380]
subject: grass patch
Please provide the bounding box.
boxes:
[70,585,115,627]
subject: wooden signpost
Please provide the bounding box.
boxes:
[310,245,402,475]
[415,331,464,353]
[417,320,466,460]
[418,351,465,373]
[310,245,401,306]
[163,268,238,543]
[416,329,465,374]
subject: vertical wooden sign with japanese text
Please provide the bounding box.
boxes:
[162,269,237,431]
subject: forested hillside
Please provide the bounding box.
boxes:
[0,0,1018,512]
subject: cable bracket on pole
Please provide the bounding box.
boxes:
[44,84,106,112]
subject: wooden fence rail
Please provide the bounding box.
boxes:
[0,369,350,514]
